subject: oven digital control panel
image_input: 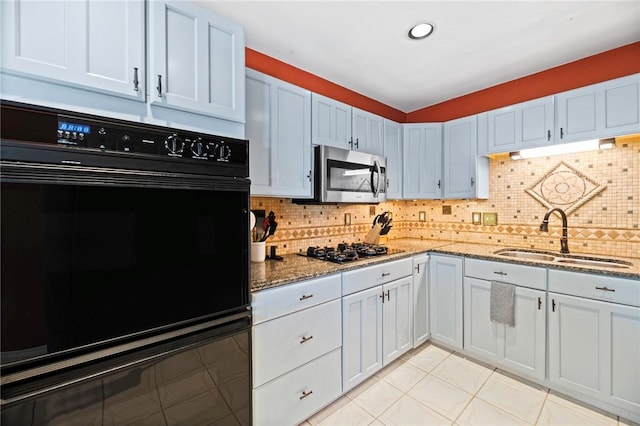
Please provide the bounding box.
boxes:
[1,100,249,177]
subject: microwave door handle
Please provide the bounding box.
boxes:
[372,160,381,196]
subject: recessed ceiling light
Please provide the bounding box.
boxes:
[408,23,434,40]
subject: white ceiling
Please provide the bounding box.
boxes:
[199,1,640,113]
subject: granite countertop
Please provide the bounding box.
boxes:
[250,239,640,292]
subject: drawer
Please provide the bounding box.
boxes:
[252,299,341,387]
[549,269,640,307]
[342,257,412,296]
[253,348,342,426]
[252,273,341,324]
[465,257,546,290]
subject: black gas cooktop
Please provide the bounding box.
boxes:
[299,243,401,263]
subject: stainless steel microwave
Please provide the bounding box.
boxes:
[294,145,387,204]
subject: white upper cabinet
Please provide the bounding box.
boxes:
[1,0,145,101]
[443,115,488,199]
[148,0,245,122]
[402,123,443,199]
[555,73,640,143]
[246,69,312,197]
[311,93,385,155]
[352,108,384,155]
[486,96,554,154]
[383,119,403,199]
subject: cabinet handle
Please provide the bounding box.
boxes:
[547,130,551,141]
[381,272,391,277]
[156,75,163,97]
[415,264,421,273]
[386,290,390,301]
[355,138,359,149]
[560,127,564,139]
[493,271,507,276]
[299,390,313,400]
[470,177,475,186]
[595,286,615,292]
[306,170,311,181]
[300,294,313,301]
[552,299,556,312]
[538,297,542,310]
[300,335,314,344]
[348,137,353,149]
[437,179,441,189]
[133,67,139,92]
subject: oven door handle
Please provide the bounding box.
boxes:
[372,160,381,197]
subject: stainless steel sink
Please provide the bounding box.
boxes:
[493,248,632,269]
[554,257,633,269]
[494,250,556,262]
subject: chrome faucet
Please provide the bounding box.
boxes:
[539,208,569,254]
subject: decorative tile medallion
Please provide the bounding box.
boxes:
[525,161,606,215]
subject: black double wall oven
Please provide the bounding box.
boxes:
[0,101,252,425]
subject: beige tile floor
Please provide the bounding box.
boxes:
[301,343,638,426]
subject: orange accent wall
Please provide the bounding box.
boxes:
[407,41,640,122]
[245,48,406,122]
[246,41,640,123]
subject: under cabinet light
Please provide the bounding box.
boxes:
[510,138,615,160]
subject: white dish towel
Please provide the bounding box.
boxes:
[490,281,515,327]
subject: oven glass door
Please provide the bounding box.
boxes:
[1,179,249,366]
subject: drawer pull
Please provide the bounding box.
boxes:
[595,286,615,292]
[381,272,391,277]
[493,271,507,276]
[300,335,314,344]
[300,390,313,400]
[300,294,313,301]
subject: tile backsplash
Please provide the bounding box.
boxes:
[251,136,639,258]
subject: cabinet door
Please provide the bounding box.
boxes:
[384,119,403,199]
[149,0,245,122]
[1,0,144,101]
[549,292,640,414]
[413,255,430,347]
[464,278,546,380]
[487,97,553,153]
[443,116,479,199]
[402,123,442,199]
[501,286,546,381]
[556,74,640,143]
[429,255,463,349]
[382,276,413,366]
[311,93,352,150]
[353,108,384,155]
[549,292,604,398]
[342,286,383,392]
[246,70,312,197]
[463,277,500,359]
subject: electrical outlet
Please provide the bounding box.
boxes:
[370,206,376,216]
[419,211,426,222]
[442,205,452,215]
[344,213,351,226]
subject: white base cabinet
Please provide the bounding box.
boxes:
[548,270,640,422]
[429,255,463,349]
[463,258,547,381]
[342,258,413,392]
[252,274,342,426]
